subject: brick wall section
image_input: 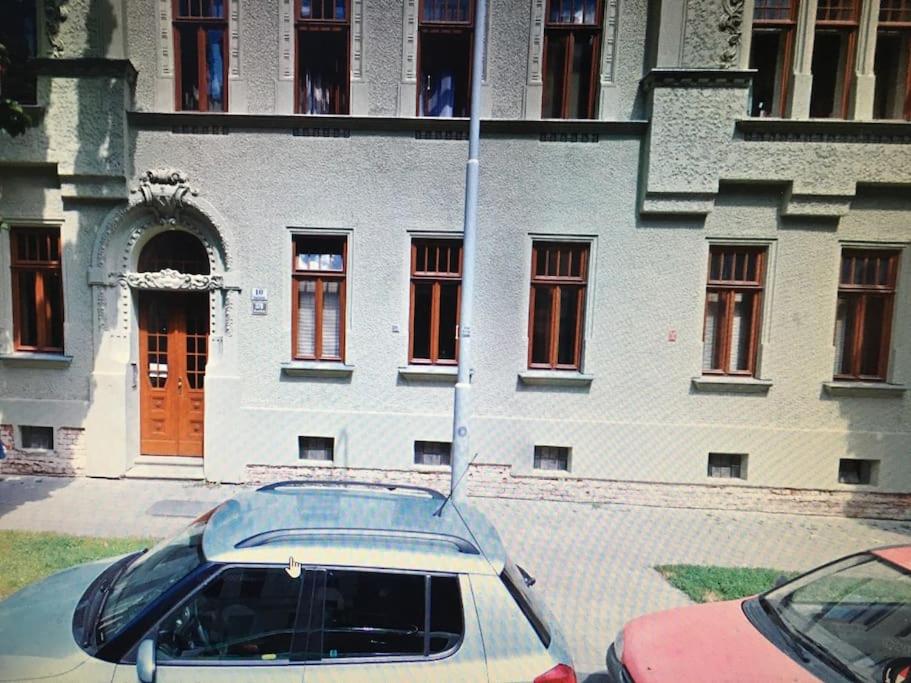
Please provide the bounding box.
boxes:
[0,425,87,476]
[246,463,911,521]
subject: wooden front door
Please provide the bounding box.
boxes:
[139,292,209,456]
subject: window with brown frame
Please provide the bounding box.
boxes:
[410,238,462,365]
[417,0,474,117]
[833,249,899,381]
[528,242,589,371]
[749,0,799,116]
[292,236,347,361]
[874,0,911,120]
[0,0,38,105]
[541,0,602,119]
[702,246,766,376]
[296,0,350,114]
[173,0,228,112]
[10,227,64,354]
[809,0,860,118]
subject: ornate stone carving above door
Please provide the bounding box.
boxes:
[133,169,199,224]
[116,269,225,292]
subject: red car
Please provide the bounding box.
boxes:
[607,545,911,683]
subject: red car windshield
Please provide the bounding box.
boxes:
[763,554,911,682]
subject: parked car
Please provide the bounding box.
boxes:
[606,545,911,683]
[0,480,576,682]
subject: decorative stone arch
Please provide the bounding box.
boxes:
[90,169,241,349]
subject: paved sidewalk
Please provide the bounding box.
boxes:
[2,475,908,677]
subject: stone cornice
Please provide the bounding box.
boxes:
[127,111,649,137]
[641,68,755,91]
[737,118,911,144]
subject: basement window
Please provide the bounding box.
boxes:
[298,436,334,461]
[533,445,570,471]
[414,440,451,466]
[838,459,878,485]
[20,425,53,451]
[707,453,747,479]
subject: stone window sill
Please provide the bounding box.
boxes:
[691,376,772,394]
[398,366,459,383]
[520,468,574,479]
[518,370,594,387]
[0,352,73,368]
[280,361,354,378]
[295,458,336,467]
[411,463,451,473]
[823,381,907,398]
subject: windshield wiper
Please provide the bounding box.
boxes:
[758,596,860,682]
[90,550,145,647]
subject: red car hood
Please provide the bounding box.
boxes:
[622,599,819,683]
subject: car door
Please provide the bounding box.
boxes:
[111,564,311,683]
[301,569,488,682]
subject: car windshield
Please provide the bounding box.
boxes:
[762,554,911,681]
[96,512,211,643]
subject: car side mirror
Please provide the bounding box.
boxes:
[136,639,157,683]
[773,574,790,588]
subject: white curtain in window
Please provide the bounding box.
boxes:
[703,293,720,370]
[321,281,341,358]
[297,281,316,357]
[729,292,752,372]
[833,297,848,374]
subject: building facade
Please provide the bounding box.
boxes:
[0,0,909,517]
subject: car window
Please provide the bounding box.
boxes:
[765,555,911,681]
[156,566,303,662]
[500,560,552,648]
[318,569,463,660]
[97,515,209,643]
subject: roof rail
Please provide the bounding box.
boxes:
[256,479,446,499]
[235,527,480,555]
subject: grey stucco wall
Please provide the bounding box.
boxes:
[0,0,908,499]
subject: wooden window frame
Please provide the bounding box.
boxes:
[834,249,900,381]
[812,0,861,118]
[527,241,589,371]
[416,0,475,116]
[10,227,64,354]
[751,0,800,117]
[702,245,766,377]
[409,238,463,366]
[172,0,229,112]
[876,2,911,120]
[295,0,351,115]
[541,0,603,120]
[291,235,348,362]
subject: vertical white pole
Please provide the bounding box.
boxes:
[451,0,487,505]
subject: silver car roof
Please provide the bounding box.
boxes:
[202,481,508,576]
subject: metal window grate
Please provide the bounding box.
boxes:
[298,436,334,461]
[838,459,877,485]
[707,453,746,479]
[533,445,570,471]
[20,425,53,450]
[414,441,452,466]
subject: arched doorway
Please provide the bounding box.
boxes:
[137,231,210,457]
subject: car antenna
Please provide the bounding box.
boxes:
[433,451,479,517]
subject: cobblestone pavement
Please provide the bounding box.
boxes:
[1,475,908,677]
